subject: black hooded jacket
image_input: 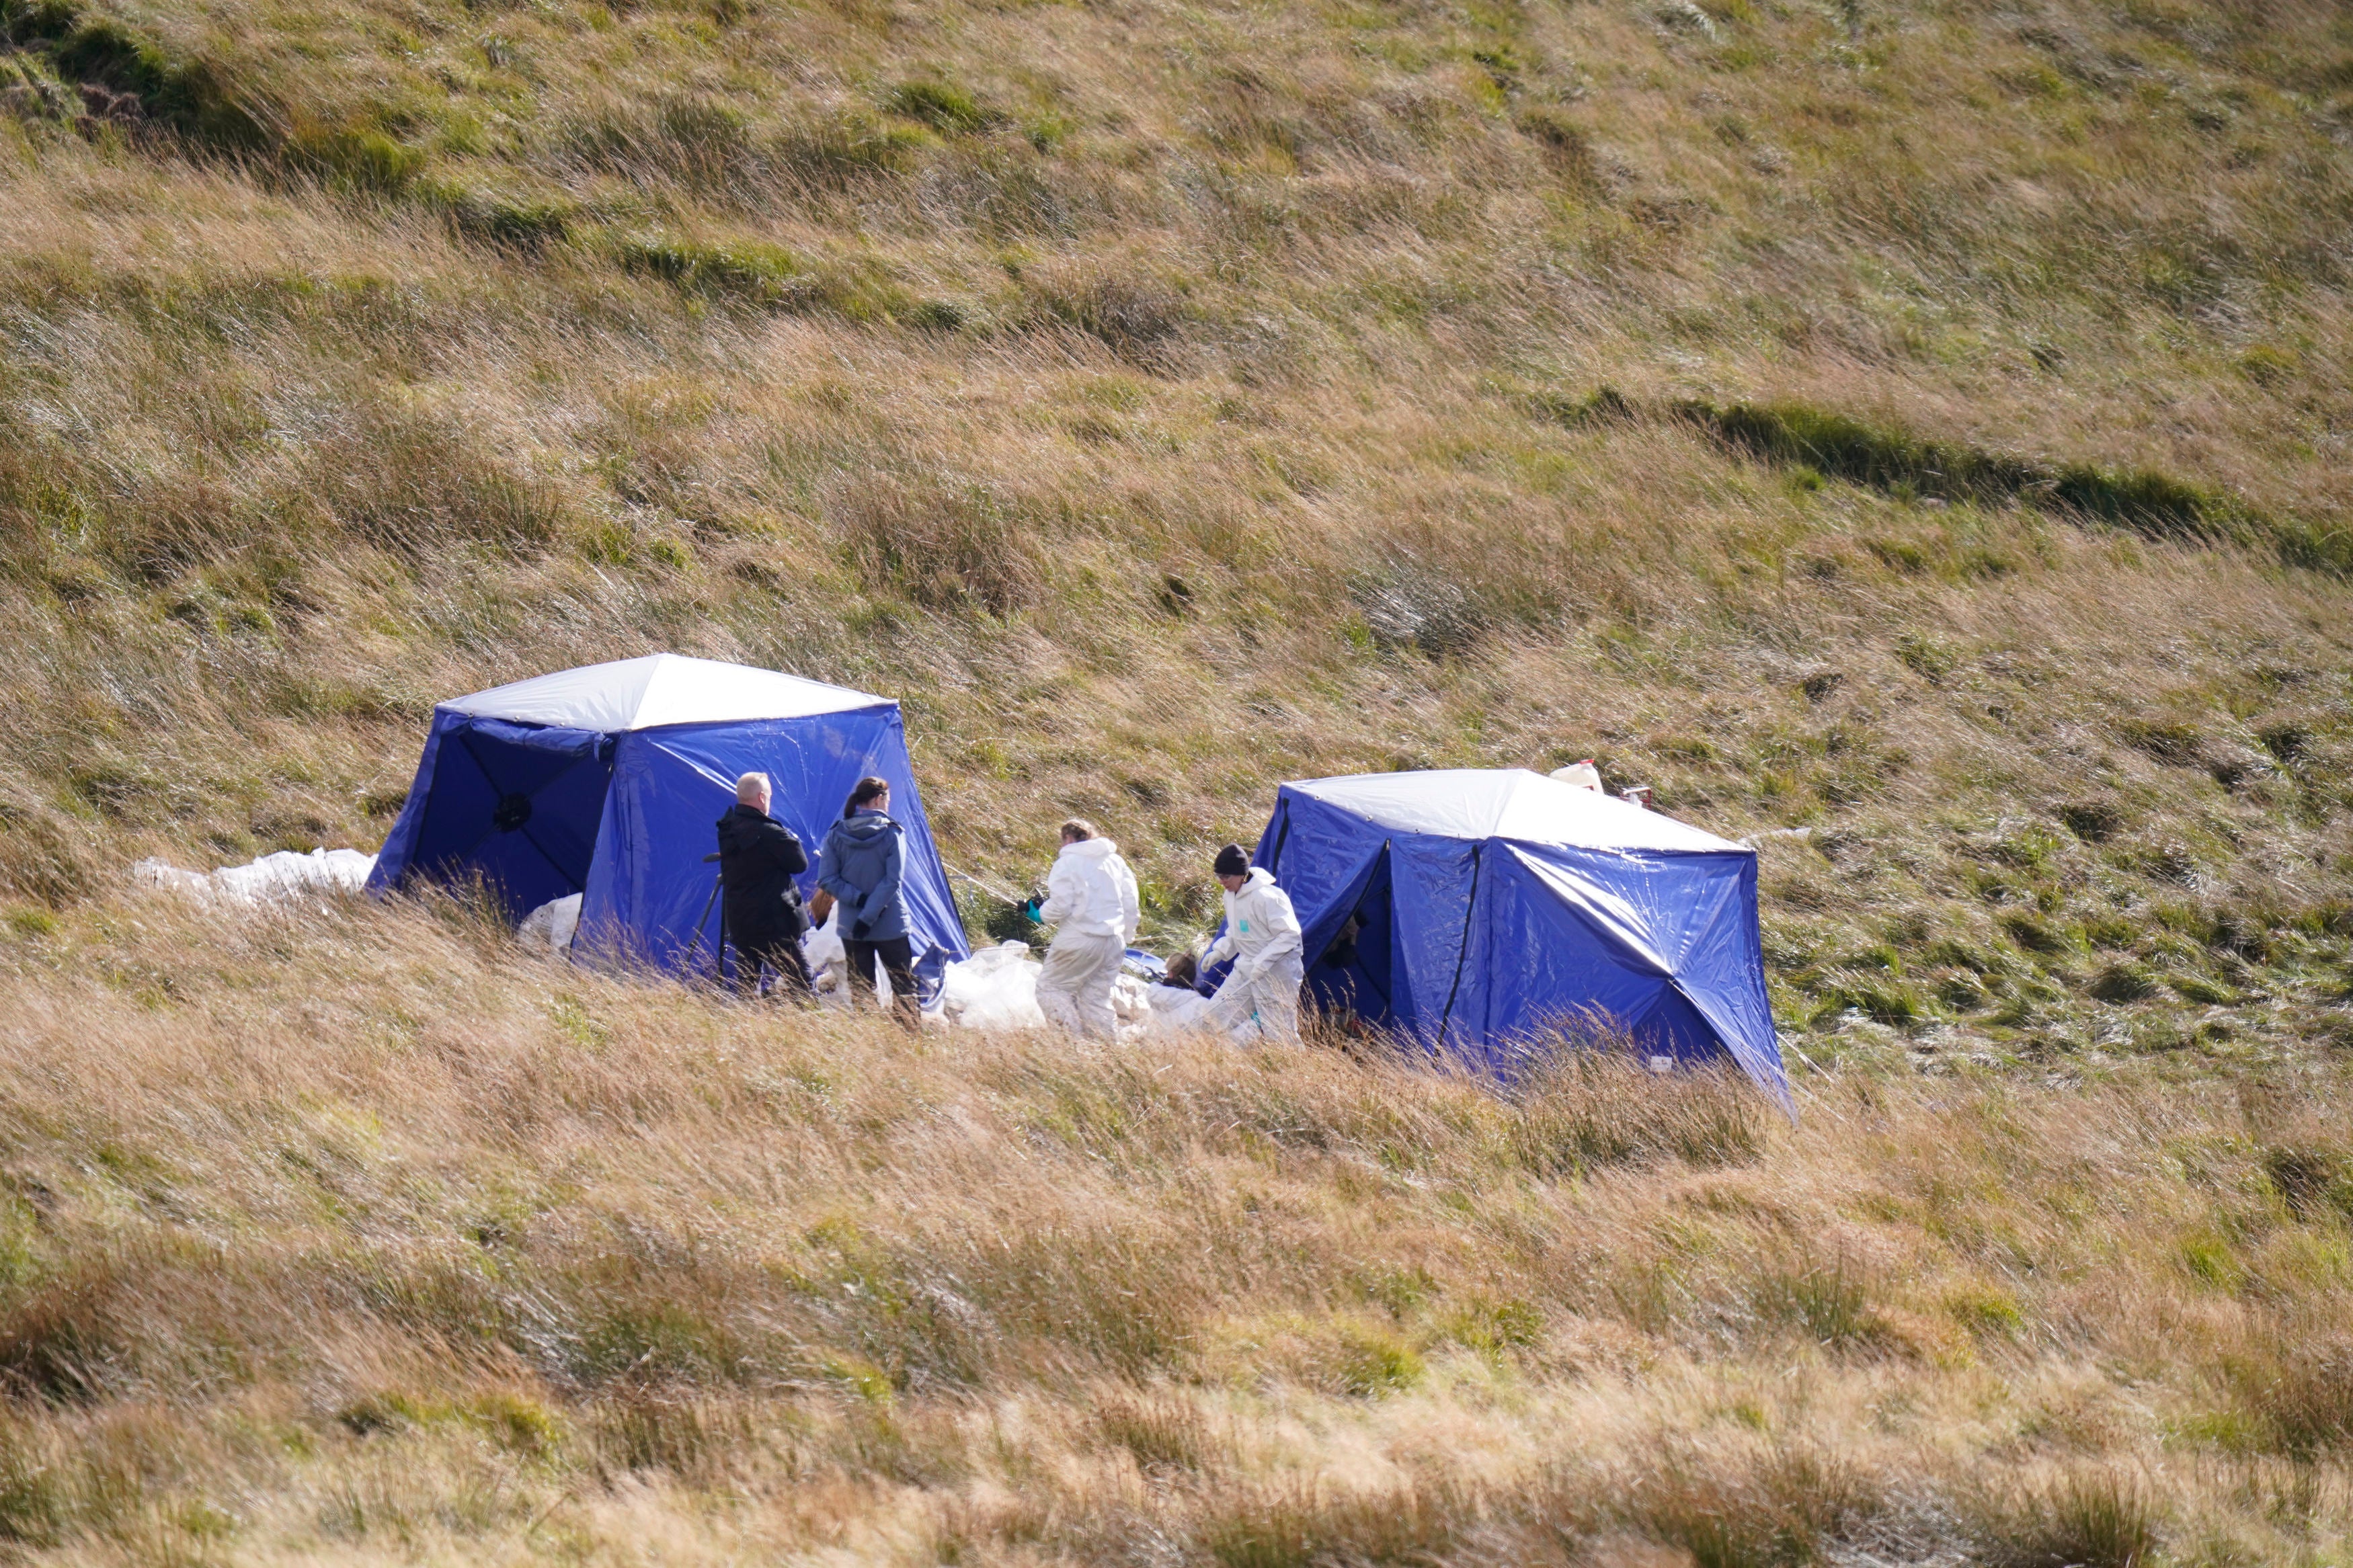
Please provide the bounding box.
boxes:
[715,804,809,939]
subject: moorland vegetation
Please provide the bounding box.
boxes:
[1,0,2352,1557]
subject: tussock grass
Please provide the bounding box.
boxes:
[1,0,2352,1555]
[0,897,2334,1555]
[1507,1051,1766,1176]
[1967,1468,2162,1568]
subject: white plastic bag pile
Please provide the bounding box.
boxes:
[799,914,1176,1038]
[932,943,1163,1037]
[936,940,1048,1029]
[140,856,1212,1042]
[510,896,1055,1028]
[790,906,920,1009]
[134,848,376,905]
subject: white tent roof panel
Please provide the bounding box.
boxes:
[443,654,889,733]
[1289,769,1745,854]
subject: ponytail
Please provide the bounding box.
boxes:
[842,775,891,820]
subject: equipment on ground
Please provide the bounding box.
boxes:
[365,654,970,975]
[1229,768,1790,1110]
[680,852,725,977]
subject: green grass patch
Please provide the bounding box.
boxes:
[885,80,994,135]
[2,1,268,147]
[289,125,427,194]
[613,233,808,307]
[1594,394,2353,576]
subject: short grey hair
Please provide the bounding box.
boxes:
[736,772,771,804]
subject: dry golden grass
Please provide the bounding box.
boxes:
[3,0,2353,1557]
[0,892,2343,1561]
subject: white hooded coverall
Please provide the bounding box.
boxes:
[1144,979,1216,1037]
[1203,866,1305,1043]
[1035,837,1141,1041]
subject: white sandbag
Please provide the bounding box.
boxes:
[518,893,582,953]
[803,906,846,974]
[801,907,852,1003]
[133,847,376,906]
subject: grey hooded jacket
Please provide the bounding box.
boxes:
[818,809,909,942]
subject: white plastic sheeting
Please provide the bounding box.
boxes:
[937,940,1048,1029]
[803,906,877,1004]
[518,893,583,953]
[799,906,934,1013]
[935,944,1160,1037]
[509,893,1192,1036]
[1112,973,1154,1030]
[143,852,1213,1043]
[1142,982,1219,1037]
[134,848,376,904]
[801,909,1049,1029]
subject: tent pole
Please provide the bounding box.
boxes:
[949,867,1025,906]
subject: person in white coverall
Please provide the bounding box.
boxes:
[1033,818,1141,1042]
[1203,843,1305,1044]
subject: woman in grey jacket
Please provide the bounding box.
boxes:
[818,776,919,1028]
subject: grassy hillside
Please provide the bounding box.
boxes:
[0,899,2346,1565]
[2,0,2352,1557]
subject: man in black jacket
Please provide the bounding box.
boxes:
[715,772,813,1000]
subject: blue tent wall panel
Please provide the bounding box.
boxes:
[366,718,448,891]
[1632,986,1726,1065]
[1291,841,1386,979]
[1239,774,1790,1108]
[1480,846,1677,1050]
[1500,843,1739,981]
[1263,791,1382,913]
[370,714,612,921]
[1642,856,1783,1099]
[632,710,963,961]
[1504,843,1782,1096]
[575,713,967,971]
[1299,847,1402,1031]
[370,674,970,978]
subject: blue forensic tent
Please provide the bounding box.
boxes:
[365,655,969,972]
[1240,770,1788,1108]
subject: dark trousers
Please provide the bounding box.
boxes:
[731,922,813,1001]
[844,935,920,1028]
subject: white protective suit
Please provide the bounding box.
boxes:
[1035,837,1141,1042]
[1203,866,1305,1043]
[1144,979,1218,1038]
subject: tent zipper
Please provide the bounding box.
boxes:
[1434,841,1482,1052]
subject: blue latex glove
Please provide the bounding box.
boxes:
[1020,898,1042,923]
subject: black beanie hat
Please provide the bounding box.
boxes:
[1213,844,1250,878]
